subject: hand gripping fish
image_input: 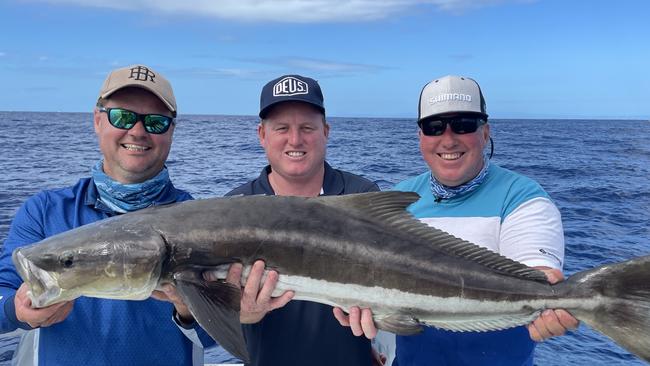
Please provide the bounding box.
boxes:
[12,192,650,363]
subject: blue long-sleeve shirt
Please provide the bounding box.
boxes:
[0,177,214,365]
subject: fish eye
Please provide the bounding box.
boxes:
[60,254,74,268]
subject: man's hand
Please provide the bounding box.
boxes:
[151,283,193,323]
[205,260,294,324]
[527,267,580,341]
[372,347,387,366]
[15,283,74,328]
[333,306,377,339]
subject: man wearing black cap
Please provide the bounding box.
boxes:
[224,74,380,365]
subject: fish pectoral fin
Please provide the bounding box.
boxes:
[376,314,423,335]
[173,270,249,363]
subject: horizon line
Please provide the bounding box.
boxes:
[0,110,648,121]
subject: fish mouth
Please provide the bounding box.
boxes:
[13,250,63,308]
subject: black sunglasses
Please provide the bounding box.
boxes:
[99,107,174,134]
[418,116,487,136]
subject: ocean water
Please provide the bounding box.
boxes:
[0,112,649,365]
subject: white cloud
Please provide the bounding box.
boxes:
[34,0,534,22]
[287,58,372,72]
[173,67,262,79]
[235,56,386,76]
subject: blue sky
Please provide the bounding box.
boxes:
[1,0,649,119]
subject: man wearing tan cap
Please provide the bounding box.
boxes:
[0,64,214,365]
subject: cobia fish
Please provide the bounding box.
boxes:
[11,192,650,363]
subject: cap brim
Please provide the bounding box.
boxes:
[259,99,325,118]
[100,84,176,117]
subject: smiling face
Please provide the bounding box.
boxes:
[419,114,490,187]
[94,87,175,184]
[258,102,329,191]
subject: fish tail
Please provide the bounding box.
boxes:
[563,255,650,362]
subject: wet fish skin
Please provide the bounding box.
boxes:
[11,192,650,363]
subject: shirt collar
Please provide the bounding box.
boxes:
[258,161,343,196]
[321,161,344,195]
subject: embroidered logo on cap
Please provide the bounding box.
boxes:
[273,76,308,97]
[129,66,156,83]
[429,93,471,105]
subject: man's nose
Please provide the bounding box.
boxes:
[287,128,302,145]
[128,120,149,136]
[437,123,459,146]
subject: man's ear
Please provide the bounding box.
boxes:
[257,123,266,146]
[93,108,102,134]
[323,121,330,138]
[482,123,490,143]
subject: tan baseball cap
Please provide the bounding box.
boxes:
[98,64,177,117]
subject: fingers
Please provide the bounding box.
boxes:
[555,309,579,330]
[527,322,543,342]
[539,309,564,337]
[15,284,74,328]
[239,260,292,324]
[529,309,578,341]
[527,267,579,341]
[40,301,74,327]
[225,262,243,286]
[160,284,183,303]
[528,310,554,342]
[268,288,294,311]
[360,308,378,339]
[333,307,351,327]
[255,268,294,308]
[242,260,266,302]
[371,348,387,366]
[149,290,167,301]
[257,267,279,301]
[348,306,364,336]
[335,306,377,339]
[534,266,564,285]
[151,284,193,321]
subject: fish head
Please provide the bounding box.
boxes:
[12,222,166,308]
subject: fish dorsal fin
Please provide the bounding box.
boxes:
[315,191,420,222]
[173,269,250,363]
[316,191,548,282]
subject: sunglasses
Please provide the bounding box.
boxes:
[418,116,487,136]
[99,107,174,134]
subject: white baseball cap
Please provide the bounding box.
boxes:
[418,75,487,122]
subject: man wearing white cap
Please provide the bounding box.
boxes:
[0,64,214,365]
[336,75,579,365]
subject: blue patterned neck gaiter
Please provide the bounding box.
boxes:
[91,160,170,213]
[429,154,490,201]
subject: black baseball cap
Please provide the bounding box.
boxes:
[259,74,325,118]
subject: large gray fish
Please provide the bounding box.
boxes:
[11,192,650,363]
